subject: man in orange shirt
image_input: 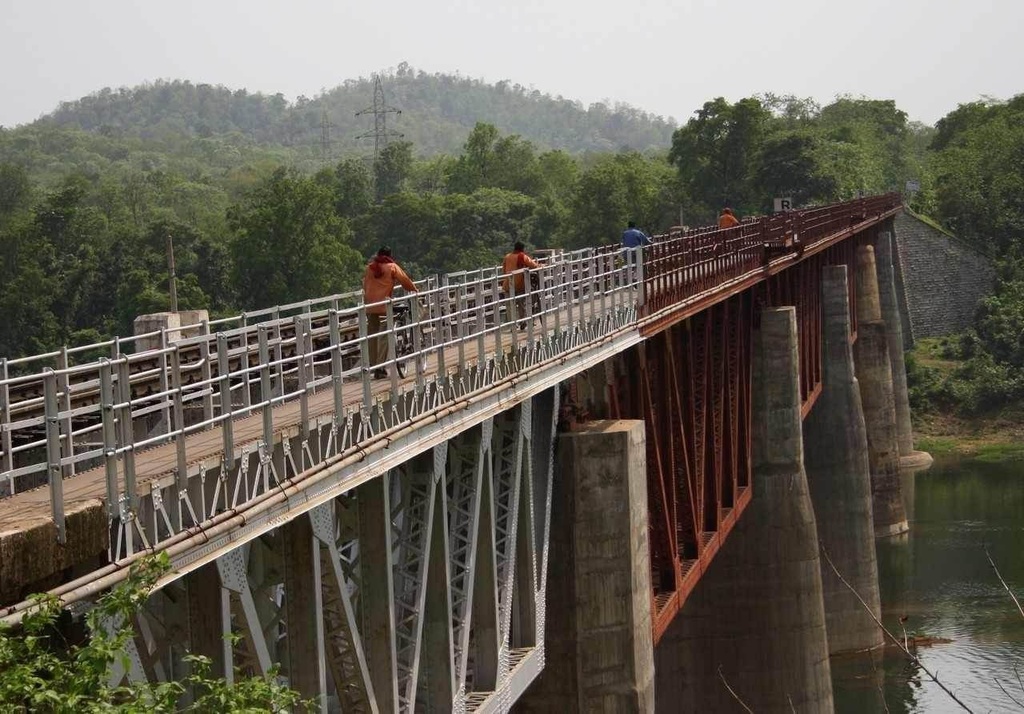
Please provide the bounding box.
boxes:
[502,241,540,328]
[718,207,740,229]
[363,246,418,378]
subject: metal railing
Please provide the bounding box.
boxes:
[0,194,902,557]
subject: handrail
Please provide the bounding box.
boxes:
[0,194,902,556]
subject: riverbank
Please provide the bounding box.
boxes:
[914,410,1024,462]
[909,337,1024,462]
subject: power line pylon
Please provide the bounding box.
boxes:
[355,74,403,159]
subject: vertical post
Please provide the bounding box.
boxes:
[491,274,503,364]
[57,346,75,478]
[272,313,284,399]
[258,326,273,482]
[329,310,345,424]
[435,278,448,388]
[525,266,536,347]
[99,360,119,519]
[475,282,486,380]
[385,301,399,397]
[412,295,425,392]
[240,326,252,410]
[44,370,67,543]
[358,307,372,411]
[635,246,646,309]
[294,316,310,440]
[170,346,188,528]
[199,336,214,423]
[158,328,171,435]
[217,334,235,473]
[456,283,467,374]
[166,231,179,313]
[116,358,138,511]
[0,358,13,494]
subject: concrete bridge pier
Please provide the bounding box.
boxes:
[875,229,933,471]
[853,244,909,538]
[802,266,883,655]
[654,307,834,713]
[517,419,655,713]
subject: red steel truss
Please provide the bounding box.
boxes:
[598,195,899,642]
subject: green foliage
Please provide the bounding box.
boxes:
[568,152,678,249]
[374,141,414,200]
[930,96,1024,251]
[0,554,303,712]
[228,167,363,308]
[38,71,677,157]
[754,131,838,210]
[669,97,772,219]
[4,74,1024,429]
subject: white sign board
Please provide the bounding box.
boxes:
[773,197,793,213]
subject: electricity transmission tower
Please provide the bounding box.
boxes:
[355,74,403,159]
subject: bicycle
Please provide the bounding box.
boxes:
[391,300,423,378]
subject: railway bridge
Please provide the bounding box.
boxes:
[0,193,927,712]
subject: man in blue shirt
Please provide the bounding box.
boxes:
[621,221,651,248]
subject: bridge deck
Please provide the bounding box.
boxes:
[0,324,532,533]
[1,193,903,618]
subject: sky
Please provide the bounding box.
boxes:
[1,0,1022,129]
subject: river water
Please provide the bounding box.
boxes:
[832,456,1024,713]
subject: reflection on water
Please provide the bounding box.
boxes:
[832,457,1024,713]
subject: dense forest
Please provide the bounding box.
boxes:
[1,72,1022,416]
[34,64,676,157]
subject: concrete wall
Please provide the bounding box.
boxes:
[893,211,995,343]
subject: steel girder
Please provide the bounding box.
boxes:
[104,388,559,714]
[605,292,754,643]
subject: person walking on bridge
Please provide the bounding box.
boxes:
[363,246,418,378]
[718,207,740,229]
[502,241,541,328]
[621,220,651,275]
[621,221,651,249]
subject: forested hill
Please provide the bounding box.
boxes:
[36,65,677,155]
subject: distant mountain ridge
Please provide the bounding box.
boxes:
[38,65,678,156]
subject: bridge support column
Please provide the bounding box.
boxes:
[853,244,909,538]
[876,230,933,470]
[803,266,883,654]
[654,307,834,713]
[518,420,655,713]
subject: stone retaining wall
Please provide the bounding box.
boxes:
[892,211,995,344]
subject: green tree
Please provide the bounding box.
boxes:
[317,157,374,218]
[568,153,678,248]
[229,167,363,308]
[374,141,413,200]
[753,131,839,209]
[668,97,771,219]
[0,554,304,711]
[448,123,543,195]
[930,96,1024,250]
